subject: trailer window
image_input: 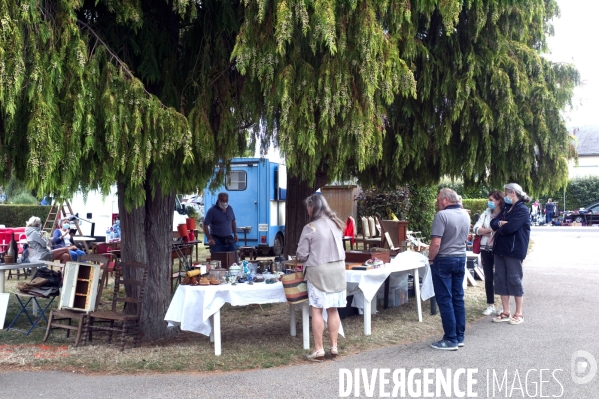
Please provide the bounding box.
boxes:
[226,171,247,191]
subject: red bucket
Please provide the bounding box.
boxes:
[177,224,188,238]
[186,217,196,231]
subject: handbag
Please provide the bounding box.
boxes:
[472,234,482,254]
[280,258,308,304]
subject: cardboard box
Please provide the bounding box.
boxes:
[376,274,409,308]
[571,222,582,227]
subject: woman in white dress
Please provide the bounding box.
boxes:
[296,194,346,362]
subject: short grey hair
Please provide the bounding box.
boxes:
[439,188,460,204]
[26,216,41,227]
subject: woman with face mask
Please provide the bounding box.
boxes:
[473,191,505,316]
[489,183,531,325]
[52,218,84,261]
[52,219,71,249]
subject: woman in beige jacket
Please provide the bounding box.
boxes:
[296,193,346,362]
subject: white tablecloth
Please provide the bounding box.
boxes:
[164,282,288,336]
[345,251,434,334]
[346,251,434,302]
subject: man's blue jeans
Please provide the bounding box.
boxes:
[431,257,466,344]
[546,211,554,224]
[209,236,238,253]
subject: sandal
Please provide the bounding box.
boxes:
[509,314,524,325]
[329,347,338,360]
[306,349,325,362]
[492,312,511,323]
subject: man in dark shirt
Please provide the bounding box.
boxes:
[202,192,238,253]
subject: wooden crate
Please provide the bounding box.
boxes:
[59,261,102,312]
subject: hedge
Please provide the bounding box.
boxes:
[462,199,489,224]
[0,205,52,227]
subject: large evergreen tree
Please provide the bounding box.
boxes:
[0,0,250,339]
[354,0,579,191]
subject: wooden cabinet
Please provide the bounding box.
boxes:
[59,262,102,312]
[380,220,408,248]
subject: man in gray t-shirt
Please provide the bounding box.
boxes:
[428,188,470,351]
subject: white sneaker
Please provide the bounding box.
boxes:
[482,305,496,315]
[496,306,503,316]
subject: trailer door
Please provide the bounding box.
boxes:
[226,164,259,245]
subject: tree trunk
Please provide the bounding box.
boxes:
[284,165,328,258]
[118,177,175,341]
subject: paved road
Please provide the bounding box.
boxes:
[2,226,598,398]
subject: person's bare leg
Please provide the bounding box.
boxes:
[514,296,523,317]
[326,307,340,349]
[311,306,324,352]
[501,295,510,314]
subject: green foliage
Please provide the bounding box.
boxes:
[356,187,410,224]
[0,205,51,227]
[404,184,437,239]
[356,0,580,194]
[0,0,248,208]
[232,0,429,183]
[8,192,38,205]
[437,178,496,199]
[1,177,37,204]
[185,205,198,219]
[355,184,437,239]
[462,199,489,223]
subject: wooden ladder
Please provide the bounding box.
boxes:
[43,200,89,252]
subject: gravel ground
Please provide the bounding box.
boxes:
[1,226,598,398]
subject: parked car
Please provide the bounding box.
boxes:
[564,201,599,225]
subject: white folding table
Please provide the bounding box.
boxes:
[165,281,310,356]
[345,251,433,335]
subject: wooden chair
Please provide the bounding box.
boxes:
[85,261,149,351]
[43,254,109,347]
[359,216,383,249]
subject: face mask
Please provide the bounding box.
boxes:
[218,201,228,210]
[487,201,496,209]
[115,220,120,226]
[504,196,513,204]
[62,223,70,229]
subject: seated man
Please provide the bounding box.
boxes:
[26,216,73,263]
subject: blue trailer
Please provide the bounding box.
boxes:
[204,158,286,255]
